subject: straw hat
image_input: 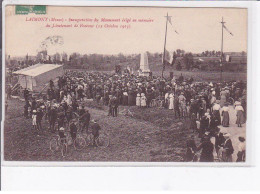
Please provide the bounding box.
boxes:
[223,133,230,138]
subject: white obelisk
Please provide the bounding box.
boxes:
[139,52,150,76]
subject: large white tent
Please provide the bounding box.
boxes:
[13,63,64,92]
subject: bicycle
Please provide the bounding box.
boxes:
[74,126,110,149]
[50,133,71,157]
[150,98,164,108]
[73,132,87,150]
[83,129,110,148]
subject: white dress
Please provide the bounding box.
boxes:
[32,114,37,126]
[169,93,174,110]
[141,96,147,107]
[136,96,141,106]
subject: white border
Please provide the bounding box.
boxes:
[1,0,254,167]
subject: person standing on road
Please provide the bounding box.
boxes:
[212,100,221,126]
[235,102,245,127]
[222,133,234,162]
[221,103,230,127]
[236,136,246,162]
[214,127,225,160]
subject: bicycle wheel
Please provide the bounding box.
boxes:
[96,133,110,148]
[66,135,73,146]
[61,143,68,157]
[150,100,156,107]
[50,137,59,152]
[158,100,164,108]
[83,133,91,147]
[74,136,86,150]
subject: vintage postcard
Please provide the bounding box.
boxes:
[2,4,248,165]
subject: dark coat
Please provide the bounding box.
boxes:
[198,140,214,162]
[223,139,234,156]
[215,132,225,149]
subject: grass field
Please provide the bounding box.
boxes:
[4,98,196,162]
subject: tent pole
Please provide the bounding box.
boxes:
[25,75,27,89]
[31,76,33,92]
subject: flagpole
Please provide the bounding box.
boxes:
[162,13,169,78]
[220,17,225,83]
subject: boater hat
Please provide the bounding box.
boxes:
[223,133,230,138]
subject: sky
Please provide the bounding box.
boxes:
[5,6,247,57]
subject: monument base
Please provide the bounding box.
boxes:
[139,71,150,77]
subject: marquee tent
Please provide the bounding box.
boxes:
[13,63,64,92]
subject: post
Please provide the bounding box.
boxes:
[162,13,169,78]
[220,17,225,83]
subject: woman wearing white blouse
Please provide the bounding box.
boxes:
[222,103,230,127]
[235,102,245,127]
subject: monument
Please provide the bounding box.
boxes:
[139,52,150,76]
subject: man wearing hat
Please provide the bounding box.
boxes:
[237,136,246,162]
[36,108,44,131]
[49,106,57,133]
[70,119,78,142]
[91,120,101,146]
[58,127,66,144]
[222,133,234,162]
[214,127,225,159]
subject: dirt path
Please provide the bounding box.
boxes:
[218,106,246,161]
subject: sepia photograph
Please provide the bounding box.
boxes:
[3,5,247,163]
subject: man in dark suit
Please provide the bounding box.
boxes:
[79,108,91,133]
[92,120,101,146]
[214,127,225,159]
[223,133,234,162]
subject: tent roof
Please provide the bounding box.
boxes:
[13,64,63,77]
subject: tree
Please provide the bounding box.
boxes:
[183,53,193,71]
[171,51,177,66]
[176,61,182,70]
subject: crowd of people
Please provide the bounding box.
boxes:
[17,70,246,161]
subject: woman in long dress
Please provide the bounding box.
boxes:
[168,92,174,110]
[220,94,226,107]
[212,100,221,126]
[222,103,230,127]
[235,102,245,127]
[136,93,141,107]
[140,93,147,108]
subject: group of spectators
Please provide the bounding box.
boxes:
[18,70,246,162]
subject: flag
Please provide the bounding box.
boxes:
[166,15,172,25]
[223,25,234,36]
[165,14,179,34]
[163,49,172,64]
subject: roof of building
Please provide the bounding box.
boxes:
[13,63,63,77]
